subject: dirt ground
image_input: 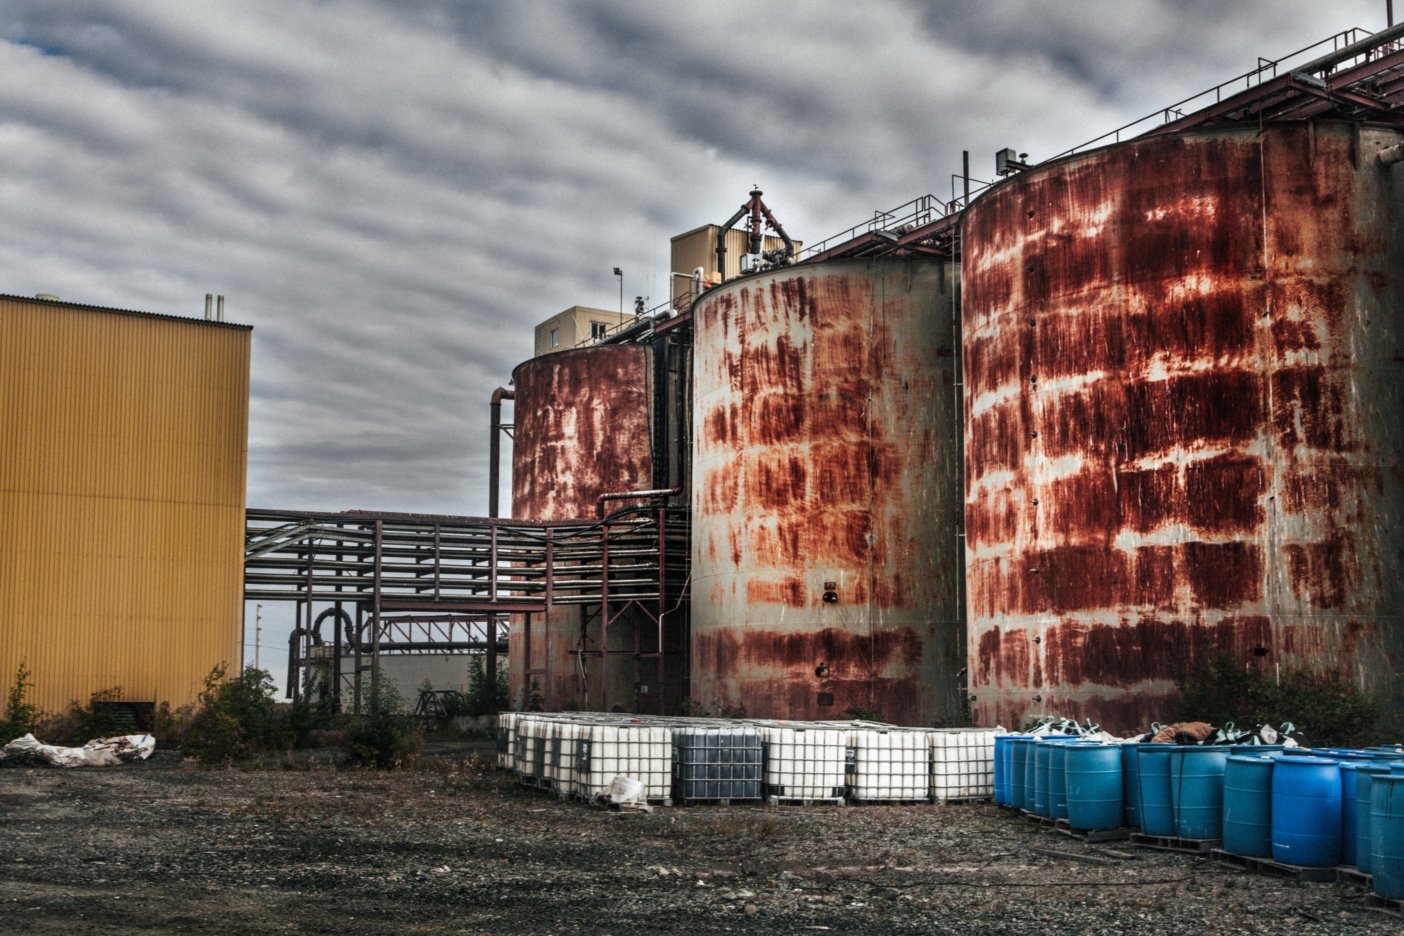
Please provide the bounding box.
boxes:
[0,749,1397,935]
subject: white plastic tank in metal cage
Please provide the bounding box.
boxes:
[847,727,931,802]
[575,721,674,803]
[515,717,554,787]
[759,724,847,803]
[546,720,580,795]
[929,728,996,802]
[496,712,521,771]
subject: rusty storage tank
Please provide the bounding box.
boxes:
[691,257,965,725]
[963,121,1404,734]
[507,343,654,712]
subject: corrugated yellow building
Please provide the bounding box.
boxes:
[0,294,251,716]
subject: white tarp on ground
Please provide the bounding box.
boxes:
[0,733,156,767]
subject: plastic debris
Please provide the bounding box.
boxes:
[0,733,156,768]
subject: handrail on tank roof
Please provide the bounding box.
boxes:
[1052,24,1404,159]
[796,193,945,261]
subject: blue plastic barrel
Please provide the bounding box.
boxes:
[1024,738,1040,811]
[1000,735,1026,806]
[1271,755,1342,867]
[1051,739,1091,821]
[1170,747,1229,840]
[1138,745,1175,836]
[1064,744,1123,831]
[1357,764,1394,873]
[993,735,1009,805]
[1033,740,1054,817]
[1010,738,1033,811]
[1121,743,1142,830]
[1372,774,1404,900]
[1223,754,1274,857]
[1340,763,1360,866]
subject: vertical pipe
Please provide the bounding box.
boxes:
[489,388,514,519]
[486,616,498,711]
[963,150,971,207]
[651,335,669,489]
[216,295,224,321]
[600,521,609,712]
[544,529,554,710]
[371,521,383,706]
[204,293,213,320]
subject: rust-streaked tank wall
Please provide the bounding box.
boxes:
[963,121,1404,733]
[507,344,654,710]
[0,296,250,715]
[691,258,964,725]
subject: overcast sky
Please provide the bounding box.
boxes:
[1,0,1390,682]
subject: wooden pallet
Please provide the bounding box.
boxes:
[766,796,845,807]
[1337,865,1371,888]
[847,798,930,807]
[1209,848,1337,882]
[1022,811,1056,828]
[1131,832,1221,854]
[1364,893,1404,917]
[1053,818,1131,843]
[936,795,995,805]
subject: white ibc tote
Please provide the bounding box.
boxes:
[847,727,931,802]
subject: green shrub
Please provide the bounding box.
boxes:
[462,655,508,717]
[285,670,337,748]
[183,664,281,764]
[1177,653,1387,747]
[341,678,421,769]
[0,661,39,740]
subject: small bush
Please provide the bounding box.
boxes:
[1177,653,1387,747]
[462,655,508,717]
[285,671,337,748]
[0,661,39,740]
[342,678,421,769]
[183,664,281,764]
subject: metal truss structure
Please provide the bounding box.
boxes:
[245,504,689,713]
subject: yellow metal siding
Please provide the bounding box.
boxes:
[0,298,250,715]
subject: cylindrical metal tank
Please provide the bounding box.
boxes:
[691,257,964,725]
[963,121,1404,734]
[507,344,654,711]
[511,344,654,521]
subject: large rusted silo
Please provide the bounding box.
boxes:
[691,257,965,725]
[963,121,1404,733]
[508,344,654,710]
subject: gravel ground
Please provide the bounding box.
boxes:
[0,751,1397,935]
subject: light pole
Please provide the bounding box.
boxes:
[613,267,623,315]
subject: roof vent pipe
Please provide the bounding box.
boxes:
[204,294,213,320]
[216,295,225,321]
[489,387,515,519]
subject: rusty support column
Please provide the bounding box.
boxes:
[486,616,498,709]
[371,520,383,704]
[544,528,554,710]
[600,521,610,712]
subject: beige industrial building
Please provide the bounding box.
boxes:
[532,306,634,357]
[0,294,251,715]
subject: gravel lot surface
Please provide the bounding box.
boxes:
[1,750,1398,935]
